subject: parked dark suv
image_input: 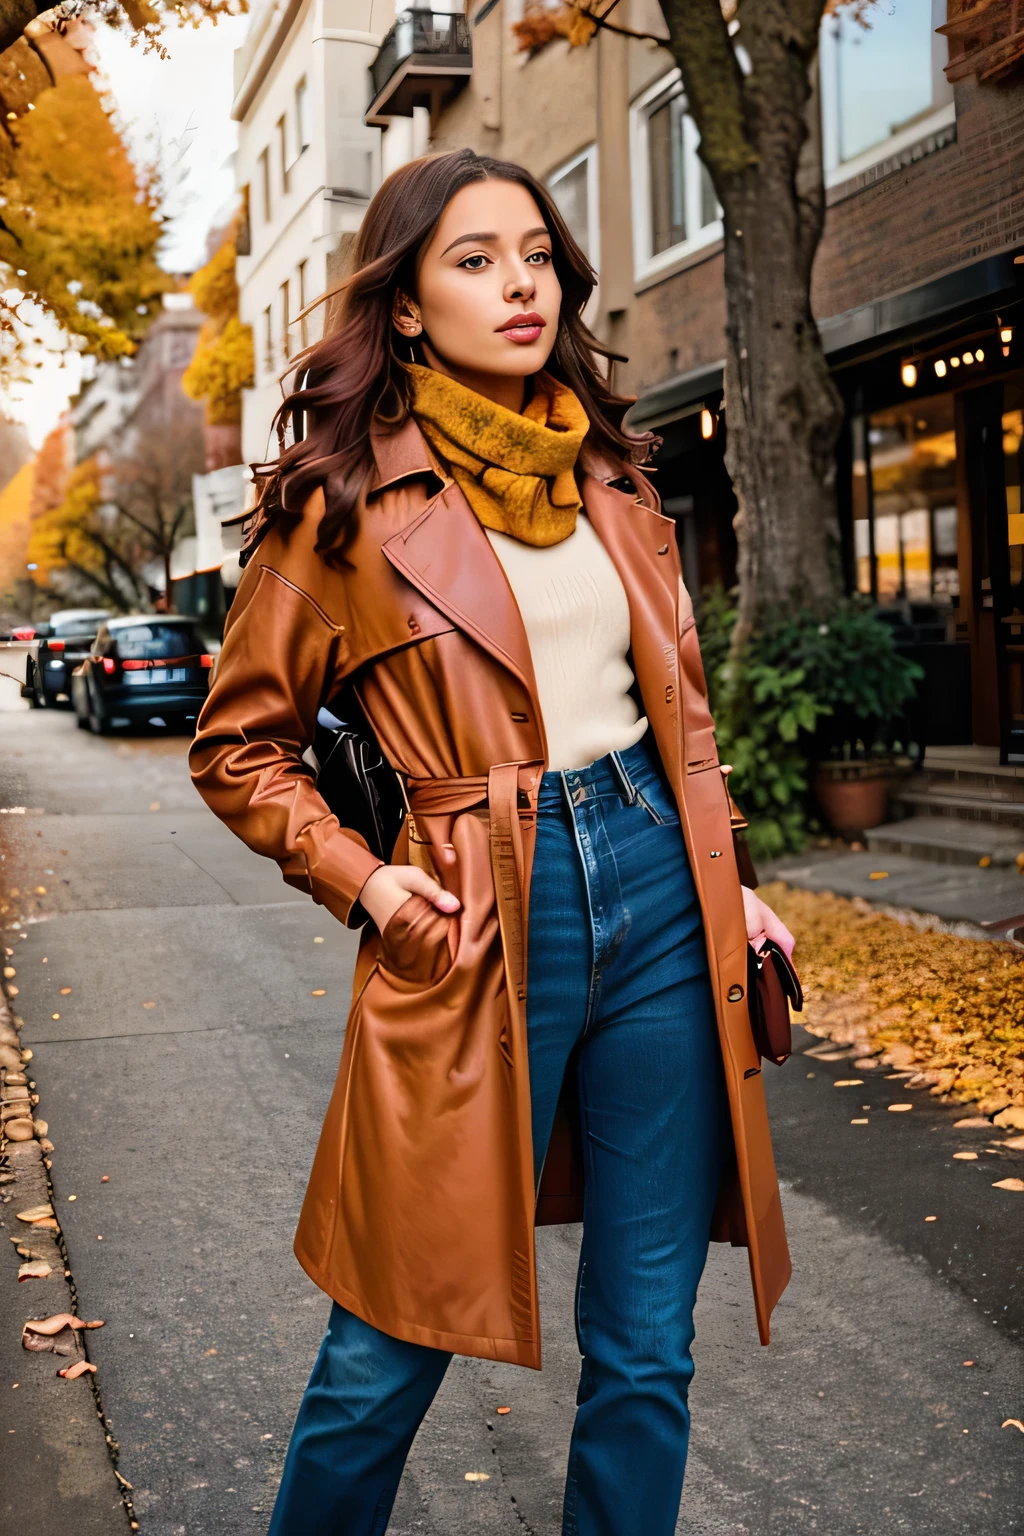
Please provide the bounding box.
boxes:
[71,616,217,734]
[22,610,110,708]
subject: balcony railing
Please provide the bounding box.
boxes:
[367,9,472,127]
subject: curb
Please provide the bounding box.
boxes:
[1,977,134,1533]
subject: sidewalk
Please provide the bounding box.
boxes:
[764,845,1024,938]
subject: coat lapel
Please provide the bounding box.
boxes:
[382,481,540,702]
[584,476,683,784]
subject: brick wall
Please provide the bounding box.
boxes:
[621,72,1024,399]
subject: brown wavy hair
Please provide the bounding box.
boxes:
[251,148,652,559]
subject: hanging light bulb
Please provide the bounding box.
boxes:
[999,325,1013,344]
[901,362,917,388]
[700,407,716,440]
[950,355,961,368]
[975,347,984,362]
[934,358,947,378]
[963,352,974,365]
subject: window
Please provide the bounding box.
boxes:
[820,0,953,182]
[237,184,251,256]
[262,305,273,377]
[631,73,721,282]
[852,395,959,606]
[547,146,598,268]
[258,147,271,223]
[280,278,291,359]
[297,259,308,350]
[295,77,310,156]
[277,115,290,196]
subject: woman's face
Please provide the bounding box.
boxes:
[396,179,562,410]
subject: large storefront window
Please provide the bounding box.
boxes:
[853,393,958,609]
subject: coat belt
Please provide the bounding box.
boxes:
[405,764,543,1001]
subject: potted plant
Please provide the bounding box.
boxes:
[698,591,923,856]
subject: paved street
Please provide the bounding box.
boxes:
[1,687,1021,1535]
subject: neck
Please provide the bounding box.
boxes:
[420,340,526,413]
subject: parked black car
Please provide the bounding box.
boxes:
[22,610,110,708]
[71,616,217,734]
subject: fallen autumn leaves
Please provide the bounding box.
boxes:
[762,883,1024,1114]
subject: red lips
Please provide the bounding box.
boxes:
[497,312,545,331]
[497,312,546,345]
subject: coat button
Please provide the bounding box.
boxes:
[728,984,744,1002]
[709,850,722,858]
[665,684,675,703]
[407,616,420,634]
[658,543,669,555]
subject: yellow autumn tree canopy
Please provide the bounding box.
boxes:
[26,456,104,581]
[182,232,254,425]
[0,75,169,360]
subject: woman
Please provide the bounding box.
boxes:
[190,148,794,1535]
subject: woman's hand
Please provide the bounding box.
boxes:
[741,886,795,960]
[359,861,461,935]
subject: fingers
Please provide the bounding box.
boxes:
[400,863,461,913]
[763,910,795,960]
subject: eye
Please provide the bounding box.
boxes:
[458,253,489,270]
[525,249,552,265]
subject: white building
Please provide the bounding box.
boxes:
[233,0,397,466]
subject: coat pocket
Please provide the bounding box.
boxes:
[379,893,456,988]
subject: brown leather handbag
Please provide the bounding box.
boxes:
[747,940,803,1066]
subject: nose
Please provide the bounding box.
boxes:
[503,256,537,306]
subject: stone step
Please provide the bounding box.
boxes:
[913,770,1024,804]
[891,788,1024,830]
[867,815,1024,867]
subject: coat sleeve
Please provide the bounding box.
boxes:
[189,557,384,928]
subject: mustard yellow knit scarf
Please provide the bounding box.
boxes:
[407,364,589,548]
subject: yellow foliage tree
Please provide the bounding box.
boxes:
[181,233,254,425]
[0,75,170,361]
[27,456,149,609]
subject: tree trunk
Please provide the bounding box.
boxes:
[657,0,845,645]
[162,545,175,613]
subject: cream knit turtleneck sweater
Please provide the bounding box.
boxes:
[485,515,648,772]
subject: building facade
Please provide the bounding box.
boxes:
[233,0,395,466]
[359,0,1023,762]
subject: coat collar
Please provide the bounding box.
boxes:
[369,414,445,497]
[374,414,681,767]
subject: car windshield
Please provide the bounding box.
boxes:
[54,620,104,640]
[112,624,198,660]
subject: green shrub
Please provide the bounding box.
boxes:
[696,590,923,861]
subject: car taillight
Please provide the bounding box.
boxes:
[201,654,214,668]
[102,657,116,674]
[48,640,65,653]
[122,659,147,671]
[12,626,34,641]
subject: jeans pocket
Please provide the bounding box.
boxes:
[635,781,680,827]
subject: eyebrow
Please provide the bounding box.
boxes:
[440,226,551,257]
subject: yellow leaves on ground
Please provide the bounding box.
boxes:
[16,1204,53,1223]
[762,884,1024,1112]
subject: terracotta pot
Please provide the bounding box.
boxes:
[813,765,893,838]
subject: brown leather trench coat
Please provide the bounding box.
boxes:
[190,417,791,1369]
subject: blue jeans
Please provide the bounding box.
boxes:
[268,733,728,1536]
